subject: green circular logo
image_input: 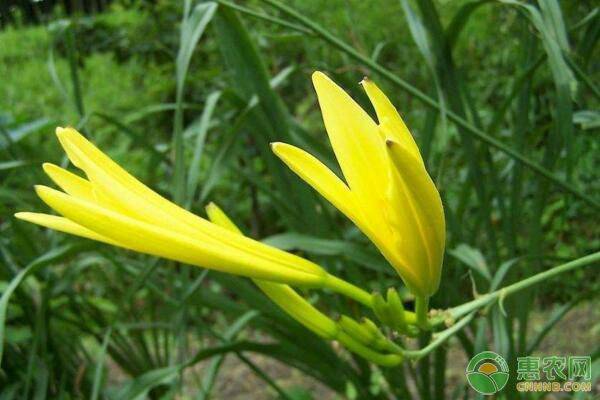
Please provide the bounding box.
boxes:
[466,351,510,395]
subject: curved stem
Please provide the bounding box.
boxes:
[215,0,313,35]
[449,251,600,320]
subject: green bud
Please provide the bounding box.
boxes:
[386,287,408,332]
[372,292,392,326]
[339,315,374,344]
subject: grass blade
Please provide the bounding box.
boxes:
[173,1,218,204]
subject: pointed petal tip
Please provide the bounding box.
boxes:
[270,142,285,153]
[55,126,73,141]
[34,185,58,199]
[33,184,47,195]
[13,211,44,223]
[14,211,29,220]
[56,125,76,133]
[311,71,333,90]
[55,127,72,148]
[42,162,57,173]
[55,126,82,142]
[359,76,370,85]
[311,70,327,81]
[205,201,217,213]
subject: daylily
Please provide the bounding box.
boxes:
[14,127,407,365]
[16,127,331,286]
[16,127,378,306]
[272,72,445,298]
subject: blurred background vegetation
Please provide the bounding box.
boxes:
[0,0,598,398]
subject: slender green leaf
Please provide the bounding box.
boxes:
[449,244,492,282]
[173,1,218,204]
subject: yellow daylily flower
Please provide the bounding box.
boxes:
[16,127,328,286]
[272,72,445,297]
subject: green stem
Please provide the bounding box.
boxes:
[336,331,403,367]
[403,312,475,360]
[322,274,373,308]
[260,0,600,211]
[216,0,313,35]
[449,251,600,320]
[415,296,430,330]
[335,253,597,361]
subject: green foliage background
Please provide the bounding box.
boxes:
[0,0,598,398]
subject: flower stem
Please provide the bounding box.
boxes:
[449,251,600,320]
[323,275,421,324]
[322,274,373,308]
[403,312,475,360]
[415,296,430,330]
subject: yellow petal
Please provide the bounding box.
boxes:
[55,127,324,277]
[58,136,202,236]
[360,78,422,164]
[271,142,362,224]
[254,280,339,339]
[386,140,445,294]
[42,163,95,201]
[205,202,242,234]
[311,72,388,215]
[34,185,324,285]
[14,212,118,245]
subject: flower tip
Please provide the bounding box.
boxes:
[55,126,71,146]
[14,212,28,220]
[270,142,283,152]
[311,70,326,81]
[55,126,82,143]
[33,184,47,195]
[311,70,332,89]
[34,185,58,200]
[42,162,57,174]
[359,76,370,85]
[55,126,72,140]
[205,201,217,213]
